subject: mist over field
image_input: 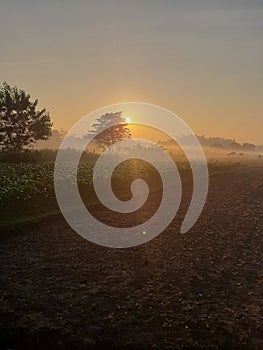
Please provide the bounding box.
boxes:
[1,0,263,348]
[34,129,263,162]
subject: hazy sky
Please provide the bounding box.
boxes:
[0,0,262,143]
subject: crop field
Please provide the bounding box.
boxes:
[0,156,243,228]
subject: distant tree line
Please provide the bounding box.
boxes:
[197,135,257,151]
[159,135,261,152]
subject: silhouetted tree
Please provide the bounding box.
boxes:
[0,82,52,151]
[87,112,131,150]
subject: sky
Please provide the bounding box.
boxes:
[0,0,262,144]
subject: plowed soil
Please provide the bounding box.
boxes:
[1,167,263,349]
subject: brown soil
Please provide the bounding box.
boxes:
[0,167,263,349]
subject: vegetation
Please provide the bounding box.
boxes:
[87,112,131,150]
[0,148,98,164]
[0,154,159,224]
[0,147,245,229]
[159,135,259,152]
[0,82,52,151]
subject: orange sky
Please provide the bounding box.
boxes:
[1,1,262,144]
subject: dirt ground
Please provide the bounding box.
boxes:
[0,167,263,349]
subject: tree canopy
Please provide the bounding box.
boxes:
[87,112,131,150]
[0,82,52,151]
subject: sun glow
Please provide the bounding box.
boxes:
[125,116,132,123]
